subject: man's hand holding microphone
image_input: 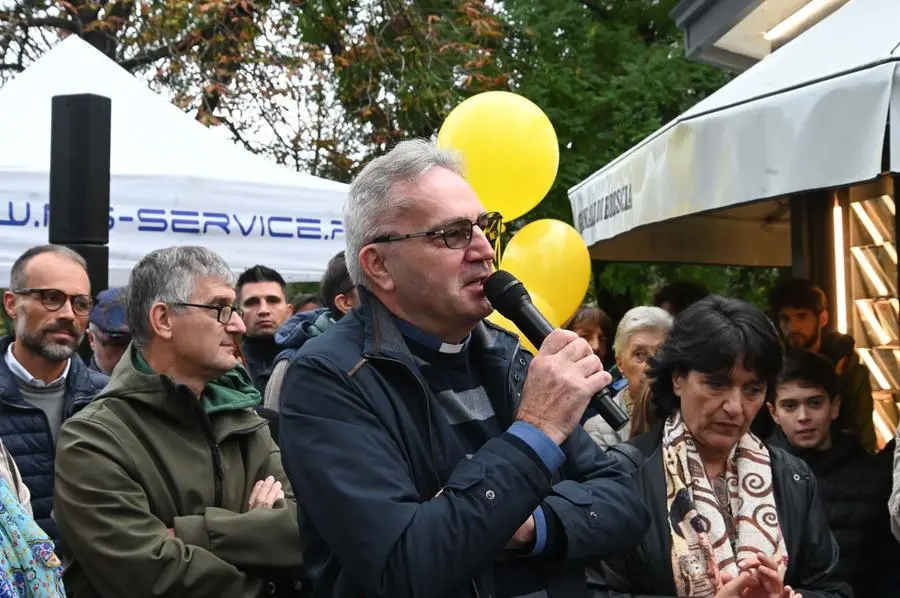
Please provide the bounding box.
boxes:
[517,329,612,446]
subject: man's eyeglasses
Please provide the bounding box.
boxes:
[13,288,94,316]
[370,212,503,250]
[173,302,244,325]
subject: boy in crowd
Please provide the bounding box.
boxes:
[768,349,898,598]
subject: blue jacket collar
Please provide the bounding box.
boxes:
[354,287,527,430]
[356,287,523,366]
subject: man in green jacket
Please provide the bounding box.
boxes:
[53,246,304,598]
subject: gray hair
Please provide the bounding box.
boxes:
[10,244,87,290]
[344,139,464,286]
[127,246,234,347]
[613,306,674,357]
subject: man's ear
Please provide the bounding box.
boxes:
[359,246,395,293]
[148,302,175,341]
[2,291,17,320]
[818,309,829,331]
[767,401,780,426]
[334,292,354,315]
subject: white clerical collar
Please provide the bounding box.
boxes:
[4,343,70,388]
[393,318,470,354]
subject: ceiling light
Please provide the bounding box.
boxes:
[764,0,846,42]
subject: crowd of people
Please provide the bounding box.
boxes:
[0,138,897,598]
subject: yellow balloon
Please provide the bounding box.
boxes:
[437,91,559,222]
[486,293,558,354]
[500,219,591,324]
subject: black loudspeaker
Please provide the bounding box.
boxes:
[49,94,112,245]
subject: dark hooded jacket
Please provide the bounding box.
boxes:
[768,428,900,597]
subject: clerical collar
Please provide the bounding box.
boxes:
[393,317,469,354]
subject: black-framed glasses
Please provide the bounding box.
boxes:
[173,302,244,325]
[13,288,94,315]
[370,211,503,249]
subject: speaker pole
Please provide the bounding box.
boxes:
[49,94,112,361]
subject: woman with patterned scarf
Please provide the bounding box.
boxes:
[587,296,851,598]
[0,440,65,597]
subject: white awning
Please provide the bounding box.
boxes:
[569,0,900,261]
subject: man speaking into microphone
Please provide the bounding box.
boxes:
[279,140,650,598]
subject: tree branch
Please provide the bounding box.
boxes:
[194,0,259,123]
[119,27,209,71]
[119,43,179,71]
[0,62,24,71]
[28,16,79,30]
[218,115,256,154]
[0,11,81,32]
[120,0,251,74]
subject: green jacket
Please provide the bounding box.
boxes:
[53,346,303,598]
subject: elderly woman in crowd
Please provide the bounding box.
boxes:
[584,306,673,448]
[564,304,613,362]
[588,296,851,598]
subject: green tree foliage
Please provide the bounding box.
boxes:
[0,305,10,337]
[596,264,784,312]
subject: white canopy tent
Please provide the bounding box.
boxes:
[0,36,349,285]
[568,0,900,266]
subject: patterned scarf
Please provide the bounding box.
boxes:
[663,411,788,597]
[0,480,65,598]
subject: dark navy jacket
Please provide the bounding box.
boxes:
[0,336,108,537]
[279,291,650,598]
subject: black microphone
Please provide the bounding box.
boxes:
[484,270,630,431]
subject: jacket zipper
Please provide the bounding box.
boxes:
[199,415,224,508]
[504,340,521,422]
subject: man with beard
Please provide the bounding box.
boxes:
[769,278,875,452]
[236,266,293,392]
[0,245,108,536]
